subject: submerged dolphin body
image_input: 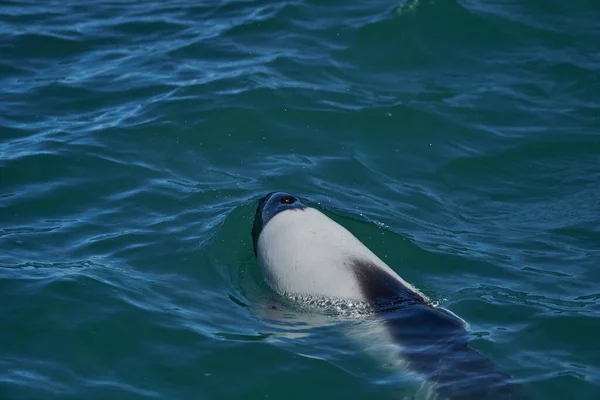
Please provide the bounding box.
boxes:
[251,192,527,399]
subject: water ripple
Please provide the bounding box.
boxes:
[2,0,599,398]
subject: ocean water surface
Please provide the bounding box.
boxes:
[1,0,599,399]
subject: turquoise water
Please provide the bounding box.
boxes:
[1,0,599,398]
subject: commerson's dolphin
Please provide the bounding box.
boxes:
[251,191,527,399]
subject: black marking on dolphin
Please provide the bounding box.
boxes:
[251,191,275,256]
[349,258,427,305]
[349,257,527,399]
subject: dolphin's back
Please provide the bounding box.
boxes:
[374,301,527,400]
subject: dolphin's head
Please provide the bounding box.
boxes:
[251,191,307,256]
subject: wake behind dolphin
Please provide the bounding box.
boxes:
[251,192,527,400]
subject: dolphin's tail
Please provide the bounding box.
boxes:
[378,303,528,400]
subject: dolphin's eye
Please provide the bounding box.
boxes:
[280,195,295,204]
